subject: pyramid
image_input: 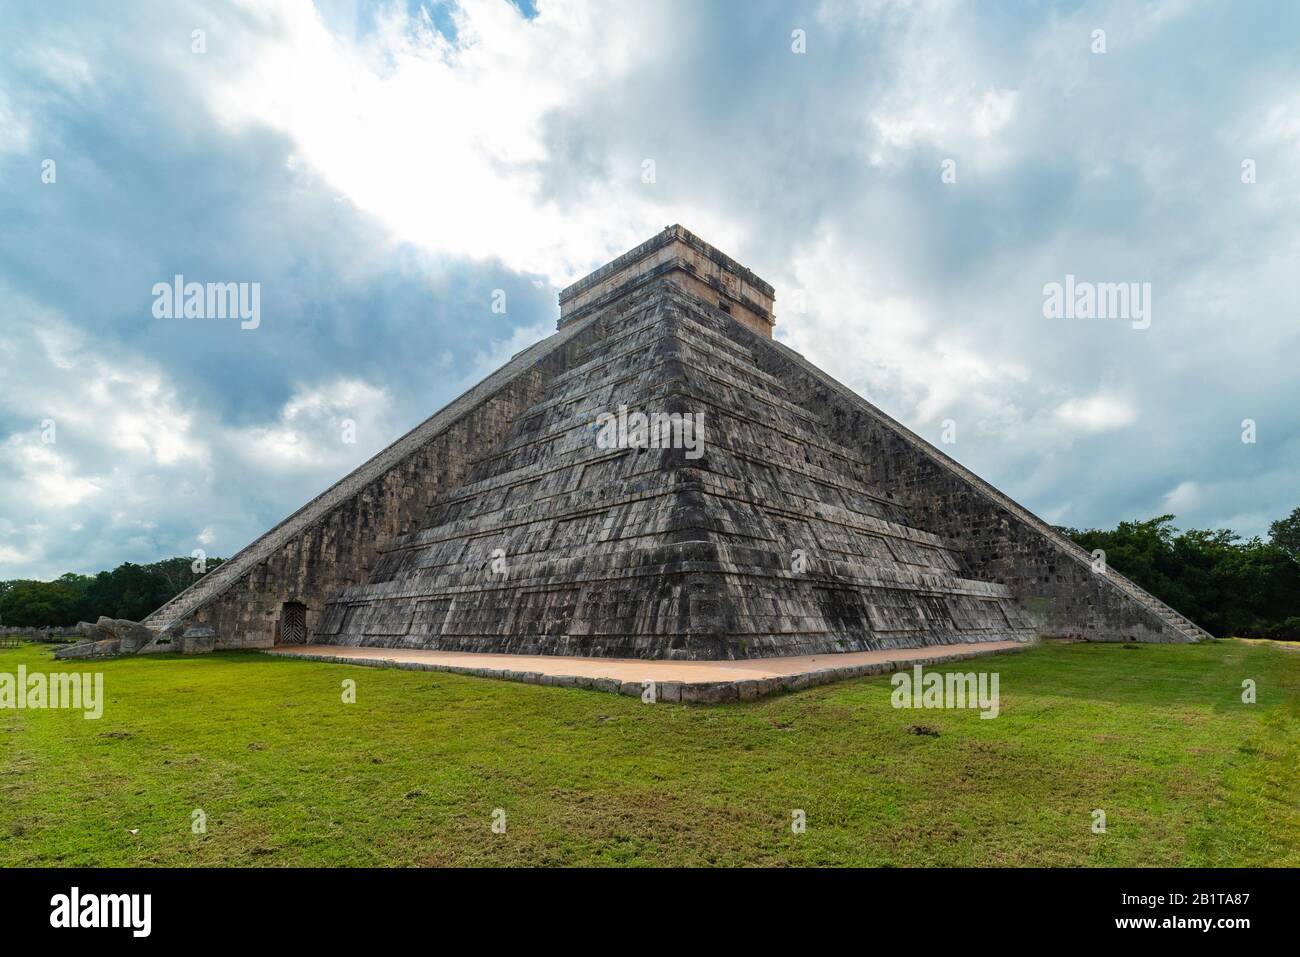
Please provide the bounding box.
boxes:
[146,226,1211,656]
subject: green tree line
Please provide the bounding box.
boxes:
[1062,507,1300,641]
[0,556,226,628]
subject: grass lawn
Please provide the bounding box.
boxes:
[1,638,1296,867]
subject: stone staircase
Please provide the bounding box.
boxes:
[1073,544,1215,642]
[144,570,237,635]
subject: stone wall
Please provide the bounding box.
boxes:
[144,228,1209,652]
[145,312,612,649]
[315,290,1036,659]
[734,324,1209,642]
[0,625,75,642]
[558,225,775,338]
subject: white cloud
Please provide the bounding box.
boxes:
[29,45,94,97]
[1055,392,1137,434]
[232,377,393,471]
[0,542,29,565]
[199,0,676,284]
[1162,480,1201,512]
[0,284,404,577]
[2,0,1297,580]
[781,226,1031,435]
[972,88,1019,137]
[0,89,29,154]
[842,1,1021,170]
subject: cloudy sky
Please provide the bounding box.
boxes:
[1,0,1296,580]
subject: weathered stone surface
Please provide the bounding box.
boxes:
[315,288,1051,657]
[146,227,1209,657]
[179,626,216,655]
[680,682,739,704]
[735,319,1214,643]
[0,625,77,642]
[95,617,156,653]
[53,618,157,659]
[54,638,121,660]
[558,225,775,339]
[143,307,604,650]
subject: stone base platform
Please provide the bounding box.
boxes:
[264,640,1031,703]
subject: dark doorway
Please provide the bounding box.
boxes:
[278,601,307,645]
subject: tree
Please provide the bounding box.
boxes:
[1064,508,1300,640]
[0,579,84,627]
[0,557,225,628]
[1269,507,1300,561]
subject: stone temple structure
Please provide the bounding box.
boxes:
[144,226,1210,658]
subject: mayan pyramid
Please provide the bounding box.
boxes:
[146,226,1211,657]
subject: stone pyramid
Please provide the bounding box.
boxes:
[146,226,1211,656]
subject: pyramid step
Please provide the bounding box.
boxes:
[145,226,1211,657]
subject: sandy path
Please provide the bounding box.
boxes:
[267,640,1027,684]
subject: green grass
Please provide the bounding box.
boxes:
[1,639,1296,866]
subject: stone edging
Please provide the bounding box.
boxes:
[262,643,1030,704]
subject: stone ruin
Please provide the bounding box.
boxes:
[53,618,215,660]
[119,225,1208,660]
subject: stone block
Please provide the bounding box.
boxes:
[54,638,120,660]
[95,617,156,653]
[681,682,738,704]
[179,626,216,655]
